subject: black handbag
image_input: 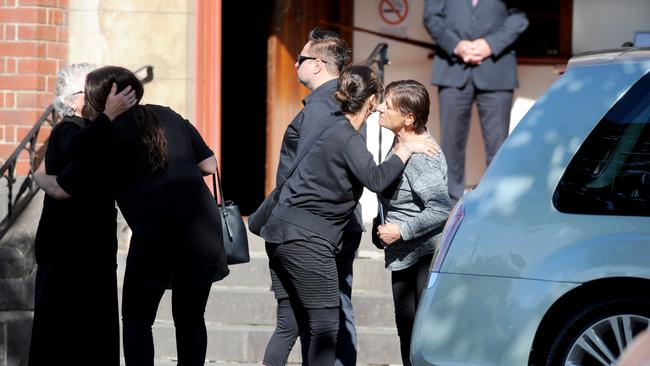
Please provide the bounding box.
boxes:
[248,186,280,235]
[371,200,385,249]
[248,116,334,236]
[212,166,250,265]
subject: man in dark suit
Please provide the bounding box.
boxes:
[424,0,528,202]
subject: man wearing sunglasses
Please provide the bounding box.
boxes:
[263,27,361,366]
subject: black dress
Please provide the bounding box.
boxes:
[58,106,229,289]
[30,116,119,366]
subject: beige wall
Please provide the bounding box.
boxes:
[67,0,195,120]
[573,0,650,53]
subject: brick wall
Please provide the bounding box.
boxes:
[0,0,68,174]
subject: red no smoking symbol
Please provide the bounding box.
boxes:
[379,0,409,25]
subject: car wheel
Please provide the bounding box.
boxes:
[545,299,650,366]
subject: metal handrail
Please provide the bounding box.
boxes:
[0,65,155,240]
[134,65,154,84]
[0,106,56,240]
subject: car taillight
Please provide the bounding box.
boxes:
[431,201,464,273]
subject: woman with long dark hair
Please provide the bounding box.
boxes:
[37,66,229,366]
[260,65,438,365]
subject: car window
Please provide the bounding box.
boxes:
[554,72,650,216]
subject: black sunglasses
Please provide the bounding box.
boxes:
[297,54,327,67]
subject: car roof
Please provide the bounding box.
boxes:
[569,47,650,67]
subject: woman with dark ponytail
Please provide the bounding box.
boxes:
[260,65,438,365]
[38,66,229,366]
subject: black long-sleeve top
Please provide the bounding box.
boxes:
[262,113,405,245]
[34,115,117,265]
[57,106,230,287]
[276,79,364,232]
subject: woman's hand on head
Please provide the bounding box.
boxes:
[104,83,137,121]
[377,223,401,245]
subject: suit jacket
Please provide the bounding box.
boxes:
[423,0,528,91]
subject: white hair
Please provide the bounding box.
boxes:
[53,63,97,117]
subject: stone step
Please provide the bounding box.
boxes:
[139,361,384,366]
[150,322,402,365]
[245,230,265,254]
[218,255,392,293]
[153,287,395,328]
[144,362,265,366]
[125,358,284,366]
[118,252,393,294]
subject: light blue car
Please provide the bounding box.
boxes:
[411,48,650,366]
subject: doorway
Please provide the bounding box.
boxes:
[221,2,272,215]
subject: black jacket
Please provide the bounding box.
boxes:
[268,114,404,244]
[34,115,117,265]
[276,79,365,232]
[58,106,229,287]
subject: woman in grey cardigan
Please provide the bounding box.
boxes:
[375,80,452,366]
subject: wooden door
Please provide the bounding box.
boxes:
[265,0,353,194]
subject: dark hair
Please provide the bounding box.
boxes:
[85,66,168,175]
[384,80,430,129]
[334,65,381,114]
[307,27,351,75]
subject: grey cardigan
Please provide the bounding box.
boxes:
[379,134,452,271]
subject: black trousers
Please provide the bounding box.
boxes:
[29,262,119,366]
[334,231,360,366]
[121,273,212,366]
[391,254,433,366]
[266,238,340,366]
[264,297,304,366]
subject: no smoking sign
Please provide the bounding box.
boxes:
[379,0,409,26]
[377,0,410,37]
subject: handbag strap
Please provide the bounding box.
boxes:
[278,113,336,188]
[212,161,233,240]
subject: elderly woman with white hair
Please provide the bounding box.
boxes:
[28,63,134,366]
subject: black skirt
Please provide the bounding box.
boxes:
[266,237,339,309]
